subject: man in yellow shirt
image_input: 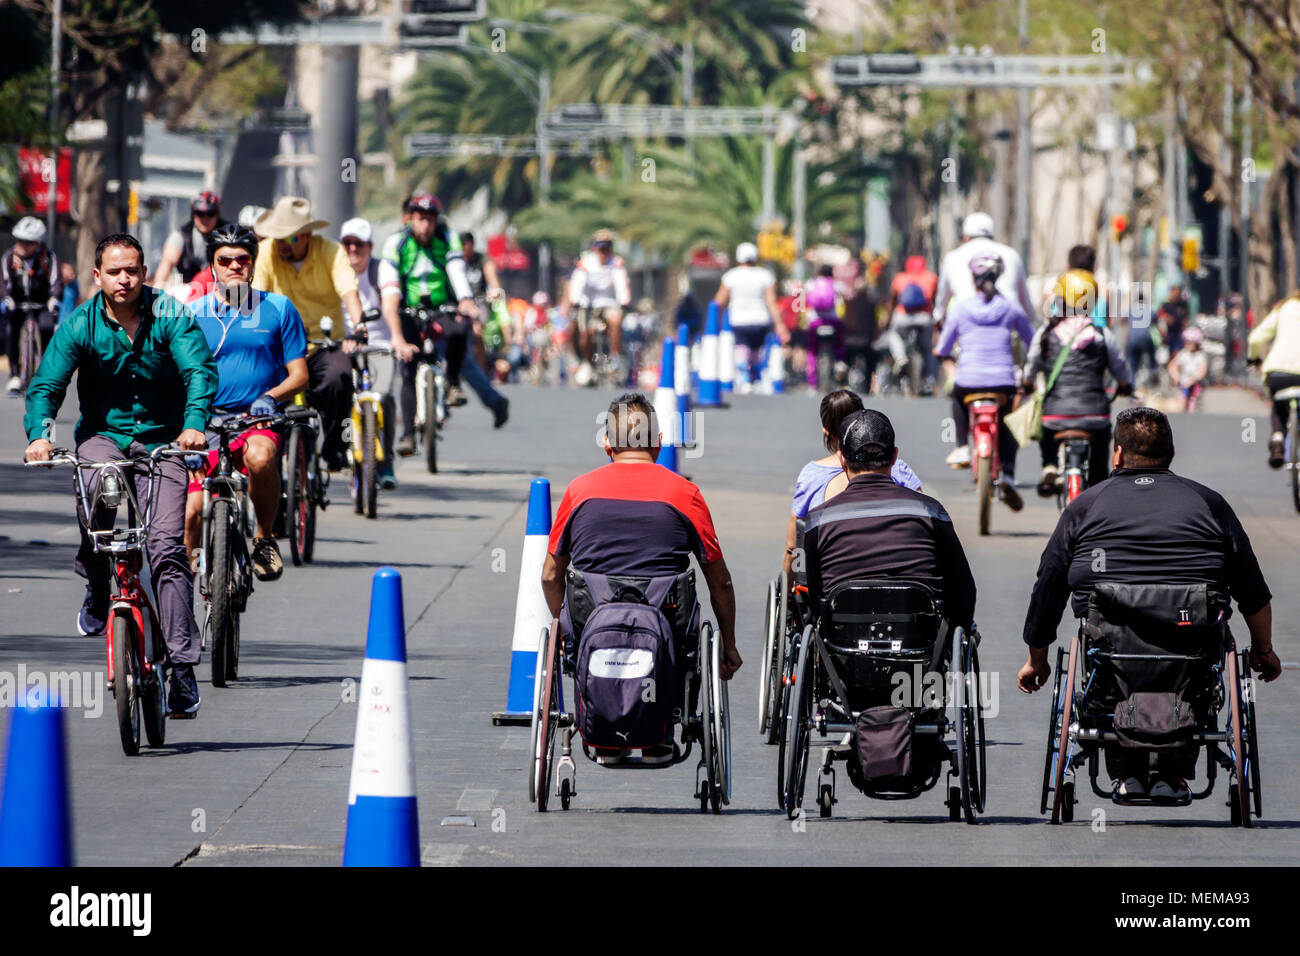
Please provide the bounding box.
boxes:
[253,197,365,470]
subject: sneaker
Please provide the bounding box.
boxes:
[1000,476,1024,512]
[592,747,628,766]
[1268,432,1285,469]
[1038,464,1060,498]
[251,537,284,582]
[378,463,398,490]
[945,445,972,468]
[167,665,201,718]
[447,385,468,407]
[6,375,20,395]
[638,744,675,765]
[395,435,416,457]
[492,396,510,429]
[1114,776,1148,801]
[1148,776,1190,803]
[77,584,109,636]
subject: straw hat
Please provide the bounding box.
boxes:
[254,196,330,240]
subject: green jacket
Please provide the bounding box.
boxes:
[24,286,217,451]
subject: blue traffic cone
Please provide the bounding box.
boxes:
[675,322,693,448]
[493,479,552,726]
[697,302,722,407]
[344,567,419,867]
[719,309,736,395]
[764,332,785,395]
[0,692,73,866]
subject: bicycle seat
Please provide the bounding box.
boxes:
[1274,386,1300,401]
[962,391,1008,407]
[1053,429,1094,440]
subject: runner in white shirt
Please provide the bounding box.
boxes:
[565,229,631,371]
[713,242,786,390]
[934,212,1036,325]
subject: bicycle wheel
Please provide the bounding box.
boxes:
[1289,405,1298,513]
[112,615,141,756]
[301,438,318,563]
[209,498,235,689]
[976,453,993,536]
[19,316,42,389]
[286,427,307,567]
[362,404,378,519]
[142,625,167,748]
[423,369,439,474]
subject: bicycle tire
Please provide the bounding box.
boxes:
[112,615,141,756]
[209,498,235,688]
[1289,405,1299,514]
[19,316,42,389]
[362,403,378,519]
[302,438,318,563]
[976,454,993,536]
[423,369,438,474]
[816,343,833,396]
[286,427,306,567]
[142,623,166,749]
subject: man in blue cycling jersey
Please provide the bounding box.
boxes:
[185,224,308,582]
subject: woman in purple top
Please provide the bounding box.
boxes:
[783,389,921,575]
[933,252,1035,511]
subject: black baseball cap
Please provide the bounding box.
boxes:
[839,409,896,468]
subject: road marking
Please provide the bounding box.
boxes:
[456,788,497,812]
[440,815,476,827]
[422,843,467,866]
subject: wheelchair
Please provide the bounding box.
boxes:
[777,579,986,823]
[529,567,732,813]
[1040,582,1262,826]
[758,521,812,747]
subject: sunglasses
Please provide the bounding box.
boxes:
[194,210,218,218]
[341,239,369,249]
[216,254,252,268]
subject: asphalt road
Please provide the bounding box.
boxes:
[1,383,1296,866]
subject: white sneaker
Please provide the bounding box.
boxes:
[6,375,20,394]
[945,445,972,468]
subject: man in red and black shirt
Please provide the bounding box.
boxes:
[541,392,741,679]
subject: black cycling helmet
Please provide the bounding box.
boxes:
[205,223,260,266]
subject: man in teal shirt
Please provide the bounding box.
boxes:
[24,233,217,717]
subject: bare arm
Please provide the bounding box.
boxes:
[150,245,182,287]
[1244,604,1281,681]
[713,283,730,309]
[782,511,798,575]
[541,552,569,620]
[267,357,309,403]
[700,556,741,679]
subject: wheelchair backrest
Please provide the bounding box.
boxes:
[820,579,943,655]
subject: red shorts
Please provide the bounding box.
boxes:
[186,427,281,494]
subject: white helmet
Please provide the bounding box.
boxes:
[12,216,47,243]
[237,205,267,229]
[960,212,995,239]
[736,242,759,264]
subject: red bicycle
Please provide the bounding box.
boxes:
[963,392,1009,536]
[27,444,189,755]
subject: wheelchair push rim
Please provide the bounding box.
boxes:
[530,621,561,811]
[710,622,732,806]
[758,576,780,737]
[1225,644,1253,827]
[1050,636,1079,824]
[782,625,815,819]
[953,627,986,821]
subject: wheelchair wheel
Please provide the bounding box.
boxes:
[530,622,561,811]
[709,622,732,808]
[1040,646,1067,815]
[953,628,985,822]
[758,577,780,738]
[1060,781,1075,823]
[1050,637,1080,824]
[1245,651,1262,819]
[700,623,718,813]
[782,626,814,820]
[776,635,795,808]
[1225,646,1252,828]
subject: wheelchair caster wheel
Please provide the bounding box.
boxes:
[948,786,961,822]
[699,781,711,814]
[1229,784,1242,826]
[1060,781,1075,823]
[560,777,572,811]
[818,784,833,819]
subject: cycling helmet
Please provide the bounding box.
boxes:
[205,224,260,265]
[237,204,267,228]
[408,193,443,216]
[1052,268,1098,318]
[592,228,615,249]
[192,190,221,214]
[736,242,759,264]
[1182,326,1205,346]
[11,216,47,243]
[968,252,1004,284]
[961,212,995,239]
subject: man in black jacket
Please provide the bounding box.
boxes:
[1018,407,1281,800]
[804,409,976,628]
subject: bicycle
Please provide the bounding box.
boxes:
[964,392,1010,536]
[1279,385,1300,513]
[575,305,624,388]
[199,411,289,687]
[280,400,326,566]
[400,304,451,475]
[11,301,45,393]
[25,443,190,755]
[348,337,394,520]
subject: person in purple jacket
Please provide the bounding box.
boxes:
[783,388,921,576]
[933,253,1036,512]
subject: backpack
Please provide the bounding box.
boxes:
[565,569,684,751]
[806,275,836,312]
[899,281,928,313]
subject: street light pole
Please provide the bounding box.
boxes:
[538,68,552,295]
[46,0,62,242]
[1016,0,1030,267]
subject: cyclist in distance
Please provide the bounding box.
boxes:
[150,190,229,288]
[1025,247,1132,497]
[933,212,1035,328]
[24,233,216,717]
[564,229,631,385]
[3,216,63,395]
[933,252,1035,510]
[1247,291,1300,468]
[341,216,398,489]
[185,225,309,582]
[713,242,786,389]
[886,254,939,393]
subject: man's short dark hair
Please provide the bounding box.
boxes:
[605,392,659,454]
[1115,406,1174,468]
[94,233,144,269]
[459,232,475,246]
[401,195,412,215]
[1067,244,1096,272]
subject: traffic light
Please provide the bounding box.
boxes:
[1181,234,1200,273]
[1112,213,1129,242]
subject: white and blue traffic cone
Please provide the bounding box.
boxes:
[0,691,73,866]
[718,309,736,395]
[492,478,553,726]
[654,338,680,473]
[675,322,693,449]
[764,332,785,395]
[697,302,722,407]
[343,567,419,867]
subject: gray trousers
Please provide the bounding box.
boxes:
[74,436,200,666]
